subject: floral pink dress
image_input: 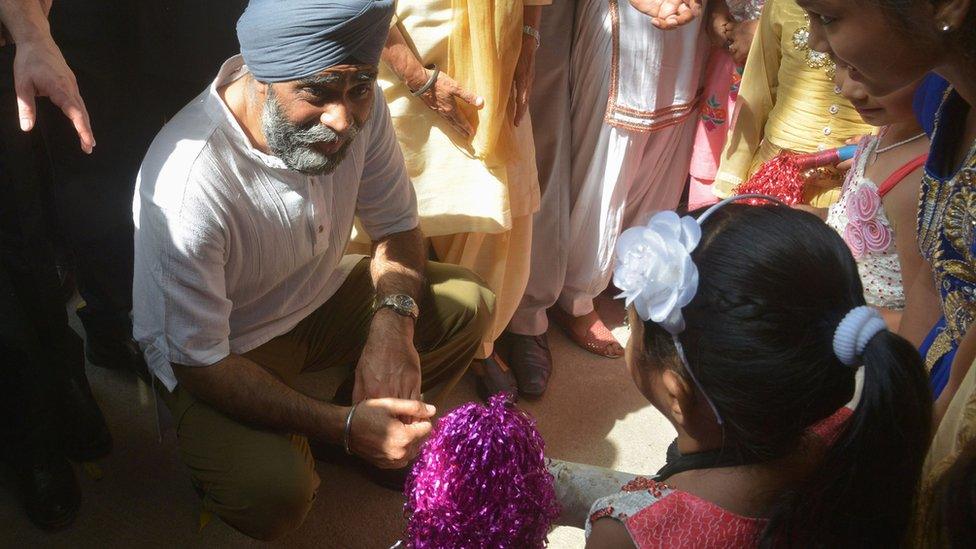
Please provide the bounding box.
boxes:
[687,0,765,210]
[825,136,927,309]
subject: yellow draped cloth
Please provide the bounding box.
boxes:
[714,0,874,207]
[915,358,976,542]
[448,0,521,166]
[366,0,546,358]
[372,0,541,239]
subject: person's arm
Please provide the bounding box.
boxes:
[352,227,426,403]
[352,87,429,402]
[901,267,942,347]
[884,166,941,345]
[715,0,781,195]
[934,327,976,427]
[586,519,637,549]
[512,4,542,126]
[725,18,760,66]
[629,0,703,30]
[793,204,828,219]
[174,357,435,469]
[381,24,484,136]
[0,0,94,152]
[705,1,732,49]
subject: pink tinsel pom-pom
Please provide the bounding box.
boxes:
[402,394,560,548]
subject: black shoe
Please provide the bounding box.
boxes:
[60,372,112,462]
[474,354,518,403]
[500,332,552,398]
[15,453,81,531]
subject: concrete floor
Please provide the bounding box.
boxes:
[2,294,676,548]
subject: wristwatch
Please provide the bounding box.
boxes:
[374,294,420,320]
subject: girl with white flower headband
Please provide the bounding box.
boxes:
[549,198,931,547]
[801,63,940,351]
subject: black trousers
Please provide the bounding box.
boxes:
[0,45,85,461]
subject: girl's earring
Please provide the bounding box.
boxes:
[941,22,952,32]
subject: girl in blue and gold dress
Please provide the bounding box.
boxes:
[915,74,976,401]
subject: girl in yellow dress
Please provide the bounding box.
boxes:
[714,0,874,207]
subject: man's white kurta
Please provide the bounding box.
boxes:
[133,56,418,391]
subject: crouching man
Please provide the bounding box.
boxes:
[132,0,493,539]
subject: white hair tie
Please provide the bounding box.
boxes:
[832,306,887,367]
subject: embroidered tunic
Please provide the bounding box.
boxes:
[917,83,976,398]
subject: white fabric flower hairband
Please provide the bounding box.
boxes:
[613,194,888,425]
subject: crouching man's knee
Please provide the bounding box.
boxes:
[203,450,319,541]
[425,261,496,340]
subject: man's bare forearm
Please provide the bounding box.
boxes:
[381,26,430,91]
[0,0,50,43]
[173,354,346,442]
[366,227,426,351]
[371,227,425,303]
[523,5,541,28]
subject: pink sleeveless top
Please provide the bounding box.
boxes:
[585,408,852,548]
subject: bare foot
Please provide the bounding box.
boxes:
[550,307,624,358]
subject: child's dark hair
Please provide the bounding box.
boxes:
[638,205,932,547]
[870,0,976,61]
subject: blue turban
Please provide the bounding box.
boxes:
[237,0,395,83]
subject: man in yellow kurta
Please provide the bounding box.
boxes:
[714,0,874,207]
[373,0,547,398]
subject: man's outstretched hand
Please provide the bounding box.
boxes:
[629,0,703,30]
[13,34,94,153]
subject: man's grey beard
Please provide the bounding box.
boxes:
[261,89,360,175]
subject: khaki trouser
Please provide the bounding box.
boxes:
[160,259,494,540]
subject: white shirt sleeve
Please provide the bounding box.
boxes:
[133,164,234,382]
[355,88,419,241]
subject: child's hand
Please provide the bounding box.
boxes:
[835,136,864,171]
[724,19,759,65]
[708,14,731,49]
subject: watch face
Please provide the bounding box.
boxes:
[393,295,415,309]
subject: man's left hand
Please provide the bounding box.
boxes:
[513,33,537,127]
[352,312,422,402]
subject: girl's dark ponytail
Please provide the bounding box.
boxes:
[645,205,934,547]
[761,330,932,547]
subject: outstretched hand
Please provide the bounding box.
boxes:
[13,34,94,153]
[629,0,703,30]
